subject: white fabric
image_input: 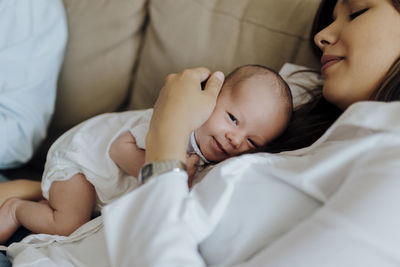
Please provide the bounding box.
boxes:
[103,101,400,267]
[7,101,400,266]
[41,109,153,209]
[0,0,67,168]
[187,131,210,164]
[8,217,108,267]
[279,63,323,107]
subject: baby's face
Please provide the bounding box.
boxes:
[194,75,289,162]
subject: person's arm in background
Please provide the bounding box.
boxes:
[103,68,224,267]
[0,0,67,169]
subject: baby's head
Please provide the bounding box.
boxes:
[194,64,292,162]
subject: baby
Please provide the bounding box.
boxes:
[0,64,292,242]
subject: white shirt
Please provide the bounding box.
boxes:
[103,101,400,267]
[0,0,67,168]
[7,102,400,267]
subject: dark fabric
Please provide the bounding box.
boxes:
[0,253,11,267]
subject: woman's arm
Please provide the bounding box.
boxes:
[109,131,145,177]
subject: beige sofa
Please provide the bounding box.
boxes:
[9,0,321,178]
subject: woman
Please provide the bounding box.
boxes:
[102,0,400,266]
[4,0,400,265]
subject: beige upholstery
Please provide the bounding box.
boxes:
[55,0,148,131]
[28,0,321,169]
[129,0,321,109]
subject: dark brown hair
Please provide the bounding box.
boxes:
[265,0,400,153]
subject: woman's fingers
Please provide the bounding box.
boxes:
[146,67,224,163]
[203,71,224,98]
[189,67,213,83]
[153,67,224,131]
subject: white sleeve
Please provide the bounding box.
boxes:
[103,166,237,267]
[236,146,400,267]
[0,0,67,168]
[128,124,149,150]
[103,172,206,267]
[128,109,153,149]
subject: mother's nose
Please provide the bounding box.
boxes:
[314,22,338,51]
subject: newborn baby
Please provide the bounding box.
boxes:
[0,64,292,243]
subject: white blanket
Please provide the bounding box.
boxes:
[7,101,400,266]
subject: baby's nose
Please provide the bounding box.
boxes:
[226,132,243,148]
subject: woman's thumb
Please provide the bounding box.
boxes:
[204,71,224,97]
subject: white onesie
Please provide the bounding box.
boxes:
[41,109,208,210]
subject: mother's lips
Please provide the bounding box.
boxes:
[321,55,344,73]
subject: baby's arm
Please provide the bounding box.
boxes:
[109,131,146,177]
[110,131,200,185]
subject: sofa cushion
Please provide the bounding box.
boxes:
[129,0,321,109]
[53,0,148,131]
[27,0,148,168]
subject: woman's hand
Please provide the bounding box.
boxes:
[146,67,224,163]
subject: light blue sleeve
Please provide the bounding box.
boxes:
[0,0,68,169]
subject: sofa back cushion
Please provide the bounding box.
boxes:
[54,0,148,131]
[129,0,321,109]
[30,0,148,167]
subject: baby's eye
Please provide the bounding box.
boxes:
[349,8,368,20]
[247,138,258,148]
[228,113,237,125]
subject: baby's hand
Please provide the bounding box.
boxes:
[186,153,200,188]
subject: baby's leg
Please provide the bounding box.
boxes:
[0,173,96,243]
[0,198,20,243]
[0,179,42,207]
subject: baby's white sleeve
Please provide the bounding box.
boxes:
[128,116,151,150]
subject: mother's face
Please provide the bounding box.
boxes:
[314,0,400,109]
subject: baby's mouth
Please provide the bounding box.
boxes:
[213,137,228,156]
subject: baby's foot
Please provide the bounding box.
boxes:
[0,198,21,244]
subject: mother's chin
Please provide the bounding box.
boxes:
[322,84,354,110]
